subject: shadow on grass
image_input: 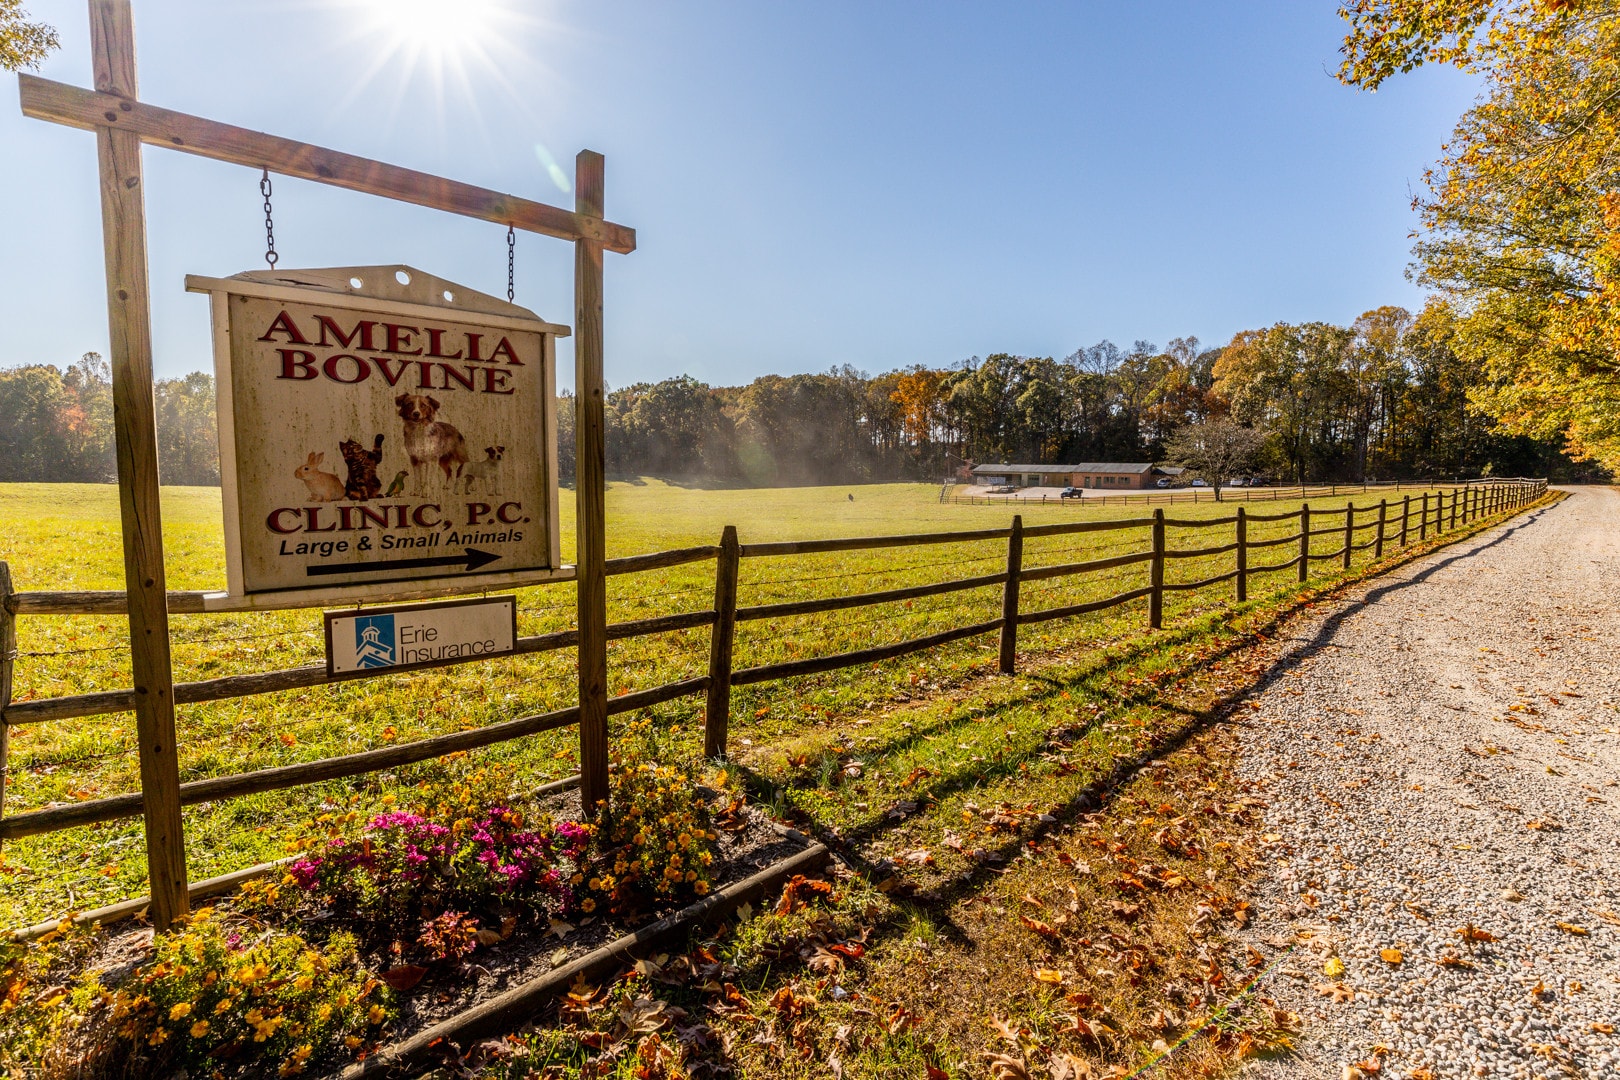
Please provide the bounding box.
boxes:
[730,498,1562,940]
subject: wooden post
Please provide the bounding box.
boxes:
[1235,507,1248,602]
[90,0,187,930]
[998,515,1023,673]
[1149,508,1165,628]
[1342,503,1353,570]
[704,527,739,759]
[1448,488,1457,530]
[0,564,14,845]
[1375,499,1387,559]
[574,149,609,815]
[1400,495,1410,546]
[1297,503,1310,583]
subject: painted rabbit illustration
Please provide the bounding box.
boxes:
[339,433,386,501]
[294,451,345,502]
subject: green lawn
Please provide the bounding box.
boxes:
[0,479,1461,928]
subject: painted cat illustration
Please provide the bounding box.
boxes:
[339,434,385,501]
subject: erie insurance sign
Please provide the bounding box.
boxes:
[325,596,517,677]
[187,265,567,598]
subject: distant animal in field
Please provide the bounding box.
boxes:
[339,433,385,501]
[384,469,408,498]
[294,452,345,502]
[395,393,468,493]
[459,445,506,494]
[848,493,854,502]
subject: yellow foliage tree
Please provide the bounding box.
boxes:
[1339,1,1620,470]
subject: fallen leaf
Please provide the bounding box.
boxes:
[1019,914,1059,939]
[1033,968,1064,984]
[1322,957,1345,979]
[1047,1051,1096,1080]
[1314,982,1355,1003]
[1591,1023,1615,1034]
[380,965,428,991]
[1555,922,1589,936]
[989,1014,1021,1045]
[1379,948,1403,965]
[983,1053,1031,1080]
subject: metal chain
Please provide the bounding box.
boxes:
[260,169,278,268]
[506,225,515,301]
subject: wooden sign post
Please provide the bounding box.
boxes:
[19,0,635,928]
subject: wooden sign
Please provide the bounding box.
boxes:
[324,595,517,677]
[187,265,568,598]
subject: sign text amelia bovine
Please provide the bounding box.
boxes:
[187,265,567,597]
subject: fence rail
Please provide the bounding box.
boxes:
[942,478,1514,508]
[0,479,1549,924]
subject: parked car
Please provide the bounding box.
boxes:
[1225,478,1248,487]
[988,484,1016,494]
[1155,478,1171,488]
[1190,478,1208,487]
[1060,487,1083,500]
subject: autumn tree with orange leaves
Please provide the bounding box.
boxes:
[1340,0,1620,470]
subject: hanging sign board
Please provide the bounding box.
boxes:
[186,265,568,599]
[324,595,517,677]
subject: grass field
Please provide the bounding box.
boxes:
[0,479,1458,929]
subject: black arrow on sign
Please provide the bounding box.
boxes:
[305,548,502,577]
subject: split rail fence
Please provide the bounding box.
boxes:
[946,479,1485,508]
[0,479,1547,929]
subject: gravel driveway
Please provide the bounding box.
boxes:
[1232,487,1619,1080]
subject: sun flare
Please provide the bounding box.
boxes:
[371,0,504,59]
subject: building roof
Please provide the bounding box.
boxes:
[971,462,1154,475]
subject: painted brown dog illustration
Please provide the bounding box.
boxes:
[339,433,385,501]
[394,393,469,492]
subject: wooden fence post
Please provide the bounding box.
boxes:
[1449,488,1458,530]
[1297,503,1310,583]
[0,563,13,847]
[704,527,740,759]
[1374,499,1387,559]
[574,149,610,816]
[1418,492,1428,541]
[1400,495,1410,546]
[1342,503,1353,570]
[1149,508,1165,629]
[998,515,1023,673]
[91,0,187,930]
[1235,507,1248,602]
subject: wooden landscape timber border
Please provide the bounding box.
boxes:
[13,0,637,928]
[1,479,1548,937]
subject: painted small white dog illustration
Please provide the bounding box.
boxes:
[459,445,506,494]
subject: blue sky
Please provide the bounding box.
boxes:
[0,1,1477,387]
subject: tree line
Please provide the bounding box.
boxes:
[2,297,1597,490]
[0,354,219,485]
[554,302,1592,485]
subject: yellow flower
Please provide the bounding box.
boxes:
[693,880,709,896]
[344,1036,363,1049]
[368,1004,386,1025]
[293,975,314,992]
[580,898,597,913]
[168,1002,192,1021]
[190,1020,210,1038]
[147,1027,169,1046]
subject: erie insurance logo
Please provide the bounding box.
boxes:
[353,614,397,668]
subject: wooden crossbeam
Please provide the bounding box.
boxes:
[17,74,636,254]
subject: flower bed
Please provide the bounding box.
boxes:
[0,726,811,1079]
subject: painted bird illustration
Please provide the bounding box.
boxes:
[384,469,408,498]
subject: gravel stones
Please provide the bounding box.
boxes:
[1231,489,1620,1080]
